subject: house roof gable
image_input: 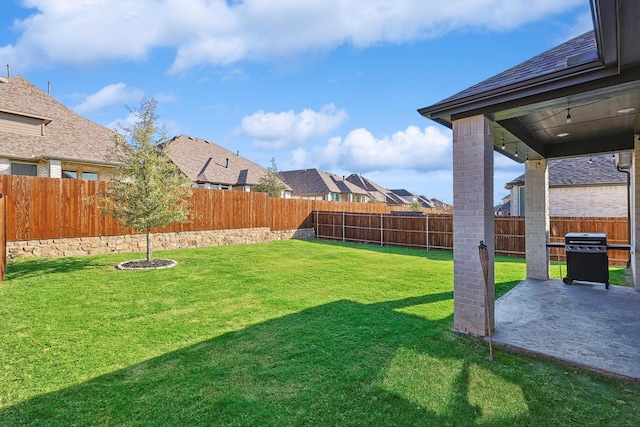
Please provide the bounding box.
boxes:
[428,31,598,113]
[0,76,117,165]
[164,135,269,186]
[281,169,367,196]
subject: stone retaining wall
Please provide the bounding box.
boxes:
[7,228,316,259]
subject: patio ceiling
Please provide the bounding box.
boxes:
[418,0,640,163]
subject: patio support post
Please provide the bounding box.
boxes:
[525,159,550,280]
[452,115,495,336]
[632,138,640,291]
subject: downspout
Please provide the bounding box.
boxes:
[616,164,631,268]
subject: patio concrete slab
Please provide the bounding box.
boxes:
[492,279,640,380]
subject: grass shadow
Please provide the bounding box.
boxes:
[3,256,113,282]
[304,238,455,262]
[2,291,635,426]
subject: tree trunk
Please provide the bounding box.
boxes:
[146,229,152,262]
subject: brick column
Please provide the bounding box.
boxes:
[452,115,494,336]
[0,158,10,175]
[525,159,550,280]
[49,159,62,178]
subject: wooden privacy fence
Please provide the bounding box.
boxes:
[313,212,630,266]
[0,175,630,265]
[314,212,453,250]
[0,193,5,283]
[0,175,392,241]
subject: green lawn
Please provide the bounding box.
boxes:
[0,239,638,426]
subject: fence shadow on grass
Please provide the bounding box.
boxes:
[3,256,110,282]
[2,290,621,426]
[304,237,455,262]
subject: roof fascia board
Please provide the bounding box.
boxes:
[450,65,640,122]
[591,0,618,67]
[420,63,617,124]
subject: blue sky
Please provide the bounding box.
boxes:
[1,0,592,204]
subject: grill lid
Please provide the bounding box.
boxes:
[564,232,607,246]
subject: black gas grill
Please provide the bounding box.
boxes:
[563,232,610,289]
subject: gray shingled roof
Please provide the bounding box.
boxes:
[0,76,117,164]
[506,154,627,188]
[389,189,436,208]
[345,173,390,202]
[428,30,598,110]
[280,169,367,196]
[164,135,271,186]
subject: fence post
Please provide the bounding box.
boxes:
[342,211,346,242]
[315,210,318,238]
[380,213,384,246]
[426,214,430,251]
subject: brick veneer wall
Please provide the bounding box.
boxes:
[7,228,315,259]
[509,184,627,217]
[550,185,627,217]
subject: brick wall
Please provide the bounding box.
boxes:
[550,185,627,217]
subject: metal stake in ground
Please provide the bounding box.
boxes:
[478,240,494,361]
[552,225,563,278]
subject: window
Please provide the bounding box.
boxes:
[519,187,526,216]
[330,193,340,201]
[11,162,37,176]
[62,170,77,179]
[82,172,98,181]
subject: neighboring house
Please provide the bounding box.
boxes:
[389,189,436,209]
[163,135,290,195]
[344,174,389,203]
[430,198,452,211]
[0,75,118,180]
[505,154,628,217]
[495,196,511,215]
[344,174,411,205]
[280,169,369,202]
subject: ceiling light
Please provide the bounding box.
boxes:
[566,108,572,124]
[514,148,518,158]
[617,107,636,114]
[589,156,593,164]
[557,132,570,138]
[501,138,505,150]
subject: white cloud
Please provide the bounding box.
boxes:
[315,125,452,173]
[2,0,585,73]
[73,83,144,114]
[289,148,309,170]
[240,103,348,149]
[105,112,138,133]
[558,10,594,43]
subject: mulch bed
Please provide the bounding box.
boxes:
[116,259,177,270]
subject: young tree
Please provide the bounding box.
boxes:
[253,157,287,197]
[410,200,424,212]
[93,98,192,263]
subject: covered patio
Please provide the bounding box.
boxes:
[493,278,640,380]
[418,0,640,378]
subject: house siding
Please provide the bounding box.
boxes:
[0,111,44,136]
